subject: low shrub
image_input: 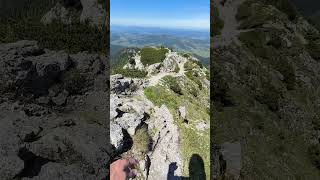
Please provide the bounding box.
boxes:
[163,76,183,95]
[182,53,191,58]
[186,71,202,90]
[144,86,179,109]
[189,86,198,97]
[112,68,147,78]
[184,60,203,71]
[133,126,151,154]
[205,71,210,81]
[184,61,195,71]
[140,47,168,65]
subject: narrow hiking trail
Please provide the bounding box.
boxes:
[147,72,176,87]
[147,53,187,87]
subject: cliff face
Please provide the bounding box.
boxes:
[110,47,210,179]
[212,0,320,179]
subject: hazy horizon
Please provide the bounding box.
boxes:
[111,0,209,30]
[111,24,210,32]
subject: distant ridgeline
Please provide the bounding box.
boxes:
[111,46,210,78]
[111,44,210,68]
[110,27,210,66]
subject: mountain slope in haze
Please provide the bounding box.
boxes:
[212,0,320,179]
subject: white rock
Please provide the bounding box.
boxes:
[110,122,124,151]
[148,105,183,179]
[195,121,209,131]
[178,106,186,119]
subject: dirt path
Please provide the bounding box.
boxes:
[147,72,175,87]
[147,55,187,87]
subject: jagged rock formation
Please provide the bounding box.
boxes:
[110,47,210,179]
[41,0,106,27]
[212,0,320,179]
[0,40,110,180]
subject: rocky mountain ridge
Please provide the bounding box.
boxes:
[0,1,110,179]
[110,47,210,179]
[0,40,110,179]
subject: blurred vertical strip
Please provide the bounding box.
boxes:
[101,0,110,55]
[210,0,221,179]
[103,0,111,179]
[210,0,214,179]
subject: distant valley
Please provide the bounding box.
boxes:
[110,26,210,66]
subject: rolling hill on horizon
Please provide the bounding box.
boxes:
[110,25,210,66]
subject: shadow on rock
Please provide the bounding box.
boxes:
[167,154,206,180]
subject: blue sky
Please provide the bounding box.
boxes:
[110,0,210,30]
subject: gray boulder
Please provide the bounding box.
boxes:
[0,40,110,179]
[41,3,72,25]
[110,75,136,95]
[110,122,124,151]
[0,41,72,97]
